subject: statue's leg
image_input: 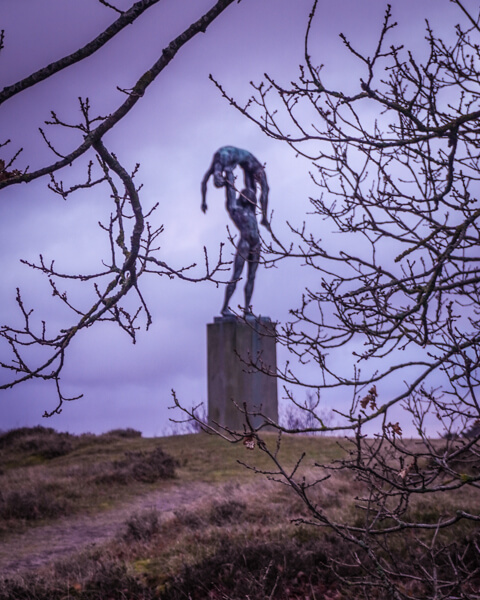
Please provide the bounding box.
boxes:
[221,280,238,317]
[221,240,248,316]
[244,243,260,315]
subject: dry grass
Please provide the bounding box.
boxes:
[161,431,345,482]
[0,428,478,599]
[0,429,355,599]
[0,427,345,536]
[0,476,352,600]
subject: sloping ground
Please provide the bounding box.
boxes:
[0,429,335,577]
[1,430,479,599]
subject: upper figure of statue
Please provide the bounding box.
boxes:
[201,146,269,228]
[201,147,270,317]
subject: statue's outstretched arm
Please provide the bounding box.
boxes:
[201,163,214,213]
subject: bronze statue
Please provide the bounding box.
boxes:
[201,147,269,317]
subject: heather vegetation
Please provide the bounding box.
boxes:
[0,428,478,599]
[0,427,176,531]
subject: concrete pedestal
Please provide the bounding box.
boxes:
[207,316,278,431]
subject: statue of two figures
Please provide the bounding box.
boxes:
[201,146,270,318]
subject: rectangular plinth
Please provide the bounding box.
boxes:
[207,316,278,431]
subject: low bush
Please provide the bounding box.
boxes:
[0,426,73,459]
[0,534,350,600]
[0,559,155,600]
[173,507,204,530]
[0,486,71,521]
[105,428,142,439]
[79,560,154,600]
[127,446,177,483]
[161,538,343,600]
[121,509,161,542]
[93,446,177,485]
[208,499,247,526]
[0,431,178,532]
[0,426,56,448]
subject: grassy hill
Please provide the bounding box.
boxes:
[0,426,342,528]
[0,427,349,599]
[0,427,478,599]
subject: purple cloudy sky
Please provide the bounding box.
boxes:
[0,0,463,435]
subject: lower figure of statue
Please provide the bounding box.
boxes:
[220,170,261,317]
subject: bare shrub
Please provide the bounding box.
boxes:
[30,437,73,460]
[0,432,178,533]
[208,499,247,526]
[126,446,177,483]
[464,419,480,440]
[0,427,73,459]
[168,403,208,435]
[79,560,154,600]
[93,446,177,485]
[0,556,155,600]
[104,428,142,439]
[0,426,55,447]
[161,538,345,600]
[0,486,71,521]
[282,390,336,434]
[173,507,205,530]
[429,442,480,476]
[121,509,161,542]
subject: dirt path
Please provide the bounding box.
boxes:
[0,480,214,575]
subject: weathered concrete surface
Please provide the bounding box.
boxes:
[207,316,278,431]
